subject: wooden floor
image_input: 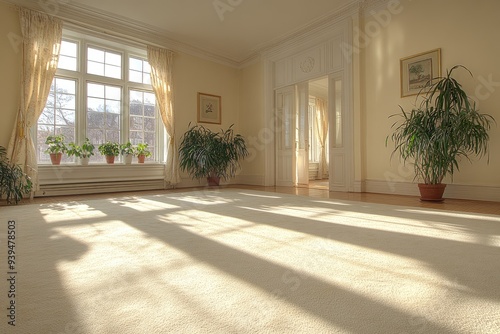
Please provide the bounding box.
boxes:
[23,181,500,216]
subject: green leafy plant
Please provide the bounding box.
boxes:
[98,141,120,157]
[44,134,66,154]
[179,124,249,184]
[135,143,152,163]
[388,65,495,186]
[0,146,32,204]
[135,143,152,157]
[120,141,135,156]
[67,138,95,158]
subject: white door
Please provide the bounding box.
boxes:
[275,86,296,186]
[296,82,309,186]
[329,72,349,191]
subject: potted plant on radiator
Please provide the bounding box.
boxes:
[135,143,151,163]
[67,138,95,165]
[388,65,495,201]
[120,141,135,164]
[98,141,120,164]
[44,134,67,165]
[179,124,249,186]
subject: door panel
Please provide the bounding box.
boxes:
[275,86,296,186]
[329,73,347,191]
[296,82,309,186]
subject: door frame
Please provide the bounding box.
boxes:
[263,17,355,192]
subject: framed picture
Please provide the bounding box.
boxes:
[400,48,441,97]
[197,92,221,124]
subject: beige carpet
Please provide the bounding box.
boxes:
[1,189,499,333]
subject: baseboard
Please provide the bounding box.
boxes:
[353,180,365,193]
[232,174,266,186]
[365,179,500,202]
[173,174,266,189]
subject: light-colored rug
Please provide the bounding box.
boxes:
[1,189,499,333]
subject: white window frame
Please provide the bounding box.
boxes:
[36,28,165,165]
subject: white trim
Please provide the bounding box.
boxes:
[353,180,365,193]
[365,179,500,202]
[232,174,266,186]
[175,174,266,189]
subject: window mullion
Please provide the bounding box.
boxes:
[123,87,130,144]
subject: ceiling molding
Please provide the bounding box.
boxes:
[1,0,242,68]
[260,2,361,62]
[254,0,361,56]
[2,0,371,69]
[360,0,391,14]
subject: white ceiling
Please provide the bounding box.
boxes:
[5,0,359,64]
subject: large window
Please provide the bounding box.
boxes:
[37,31,160,164]
[38,77,77,164]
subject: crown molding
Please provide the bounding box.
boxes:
[360,0,391,13]
[1,0,241,68]
[1,0,379,69]
[258,0,362,62]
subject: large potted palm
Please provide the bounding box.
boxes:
[388,65,495,201]
[179,124,249,186]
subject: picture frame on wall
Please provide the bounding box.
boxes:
[400,48,441,97]
[197,92,221,124]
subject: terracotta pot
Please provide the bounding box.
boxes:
[207,176,220,186]
[137,154,146,163]
[50,153,62,165]
[105,155,115,164]
[418,183,446,202]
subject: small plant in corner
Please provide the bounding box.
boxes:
[44,134,66,165]
[98,141,120,164]
[67,138,95,165]
[0,146,32,205]
[120,141,135,165]
[135,143,151,163]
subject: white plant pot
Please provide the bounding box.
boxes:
[80,157,90,166]
[124,154,133,165]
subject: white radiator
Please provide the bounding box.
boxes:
[35,164,166,197]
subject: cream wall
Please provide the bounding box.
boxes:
[4,0,499,194]
[0,2,21,148]
[172,52,244,183]
[237,60,266,182]
[0,2,266,185]
[362,0,500,188]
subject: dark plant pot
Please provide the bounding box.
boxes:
[418,183,446,202]
[207,176,220,186]
[50,153,62,165]
[105,155,115,164]
[137,154,146,163]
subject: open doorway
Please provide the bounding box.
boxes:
[274,77,329,190]
[307,77,329,190]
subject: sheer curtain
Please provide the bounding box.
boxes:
[147,46,181,185]
[315,98,329,179]
[7,8,62,191]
